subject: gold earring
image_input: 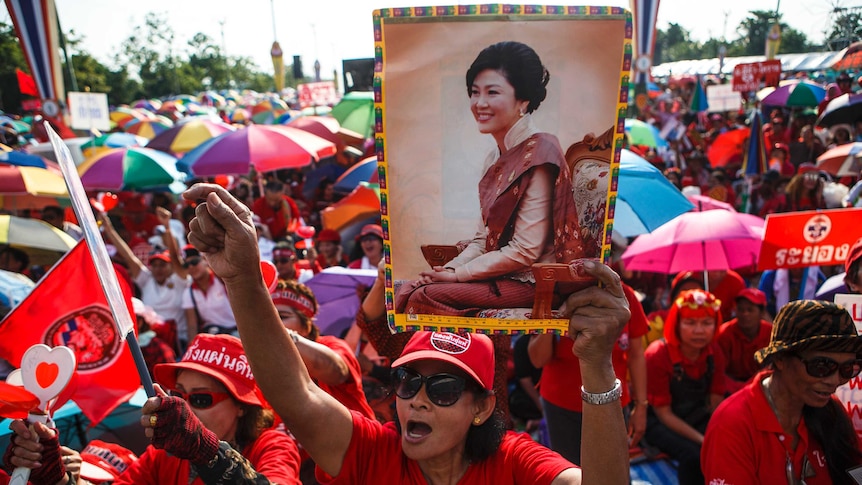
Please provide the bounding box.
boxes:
[518,110,525,117]
[473,416,482,425]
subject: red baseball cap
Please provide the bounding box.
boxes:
[736,288,767,307]
[316,229,341,244]
[79,440,137,481]
[797,162,817,175]
[148,251,170,264]
[355,224,384,242]
[391,331,494,391]
[154,334,264,406]
[846,237,862,276]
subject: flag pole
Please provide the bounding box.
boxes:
[44,122,156,398]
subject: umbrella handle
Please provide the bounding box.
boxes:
[9,413,50,485]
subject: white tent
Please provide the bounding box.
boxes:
[652,51,845,78]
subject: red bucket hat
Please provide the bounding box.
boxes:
[79,440,138,482]
[355,224,384,242]
[392,331,494,391]
[845,237,862,276]
[154,334,263,406]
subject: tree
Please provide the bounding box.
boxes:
[0,21,32,112]
[730,10,812,56]
[825,9,862,51]
[654,23,702,64]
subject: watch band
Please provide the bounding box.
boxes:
[581,378,622,405]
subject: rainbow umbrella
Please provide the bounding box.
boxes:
[77,147,184,191]
[178,125,337,176]
[132,99,161,112]
[760,80,826,108]
[320,184,380,232]
[109,107,155,128]
[123,119,173,140]
[147,119,235,155]
[0,164,67,197]
[81,133,148,157]
[0,116,30,134]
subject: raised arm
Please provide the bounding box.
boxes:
[97,211,145,279]
[156,206,188,279]
[183,184,353,477]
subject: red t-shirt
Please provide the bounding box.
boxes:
[539,284,649,411]
[252,196,300,240]
[316,411,574,484]
[716,319,772,389]
[114,429,301,485]
[645,339,727,408]
[316,335,375,420]
[702,372,832,485]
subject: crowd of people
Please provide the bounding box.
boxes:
[2,49,862,485]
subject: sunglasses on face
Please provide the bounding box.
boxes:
[392,367,469,407]
[169,389,232,409]
[182,257,202,268]
[794,355,862,380]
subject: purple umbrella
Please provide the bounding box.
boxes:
[305,267,378,337]
[760,80,826,108]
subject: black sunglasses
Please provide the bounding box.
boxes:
[392,367,468,407]
[794,355,862,380]
[182,257,202,268]
[169,389,231,409]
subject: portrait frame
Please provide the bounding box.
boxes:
[375,4,633,334]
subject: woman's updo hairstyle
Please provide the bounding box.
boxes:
[465,41,550,113]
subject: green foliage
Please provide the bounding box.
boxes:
[825,10,862,51]
[0,21,28,77]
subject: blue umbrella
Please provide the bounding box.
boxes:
[303,162,347,200]
[614,149,694,237]
[0,150,50,168]
[743,111,768,178]
[334,157,376,192]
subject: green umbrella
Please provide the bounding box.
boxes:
[331,92,374,139]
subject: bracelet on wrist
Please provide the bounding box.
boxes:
[581,378,622,405]
[634,399,649,407]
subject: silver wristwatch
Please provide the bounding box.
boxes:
[581,378,622,405]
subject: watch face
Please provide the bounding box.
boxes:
[635,56,652,72]
[42,100,59,117]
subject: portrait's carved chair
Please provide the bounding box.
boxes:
[418,126,615,320]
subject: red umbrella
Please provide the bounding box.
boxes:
[287,116,343,149]
[706,128,749,167]
[815,142,862,176]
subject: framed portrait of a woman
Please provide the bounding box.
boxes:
[376,5,632,334]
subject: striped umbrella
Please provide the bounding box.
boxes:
[78,147,184,191]
[123,119,173,139]
[147,119,235,155]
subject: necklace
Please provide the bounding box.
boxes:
[762,376,781,423]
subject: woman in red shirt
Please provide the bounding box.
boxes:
[703,300,862,484]
[130,333,301,484]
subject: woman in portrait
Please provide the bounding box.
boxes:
[395,41,592,317]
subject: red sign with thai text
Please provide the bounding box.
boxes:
[758,208,862,270]
[732,60,782,92]
[297,81,338,109]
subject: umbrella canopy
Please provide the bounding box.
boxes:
[320,184,380,232]
[614,149,694,237]
[0,116,30,134]
[178,125,337,177]
[687,194,735,212]
[147,119,235,155]
[690,75,709,112]
[621,210,763,274]
[706,128,749,167]
[287,116,343,148]
[0,215,76,266]
[81,133,148,159]
[109,107,155,128]
[0,164,68,197]
[0,269,34,307]
[122,119,173,139]
[814,272,848,302]
[832,41,862,71]
[303,162,348,200]
[817,93,862,127]
[78,147,184,191]
[742,111,768,177]
[815,142,862,177]
[334,156,377,193]
[624,119,668,148]
[760,80,826,108]
[0,151,51,169]
[331,92,374,139]
[305,267,378,337]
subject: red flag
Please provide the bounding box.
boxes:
[15,68,38,97]
[0,241,140,424]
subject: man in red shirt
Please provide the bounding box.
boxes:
[252,180,300,241]
[716,288,772,394]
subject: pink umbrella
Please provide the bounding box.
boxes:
[686,194,736,212]
[621,211,764,286]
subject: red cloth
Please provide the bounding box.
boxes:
[316,411,574,484]
[539,284,649,411]
[15,68,37,97]
[716,318,772,390]
[645,339,727,408]
[315,336,375,419]
[121,213,161,239]
[252,196,300,240]
[702,372,832,484]
[0,241,139,424]
[114,429,301,484]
